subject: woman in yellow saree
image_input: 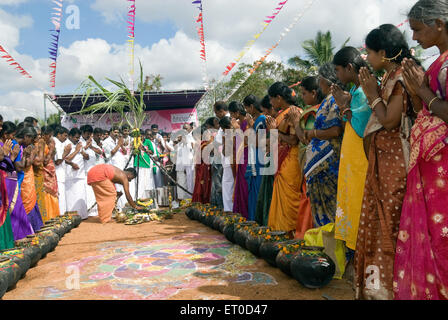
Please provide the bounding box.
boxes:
[267,82,311,237]
[42,126,60,219]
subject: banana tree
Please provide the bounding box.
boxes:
[71,61,149,152]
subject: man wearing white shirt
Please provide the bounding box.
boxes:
[54,126,70,215]
[80,125,98,217]
[175,123,195,200]
[92,128,105,165]
[121,125,133,167]
[150,124,165,188]
[218,116,235,212]
[65,128,89,219]
[121,125,135,198]
[102,126,129,210]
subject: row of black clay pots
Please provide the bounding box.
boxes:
[0,212,83,298]
[185,205,336,289]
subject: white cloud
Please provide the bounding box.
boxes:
[89,0,417,61]
[0,0,439,121]
[0,90,50,122]
[0,0,29,5]
[55,31,280,92]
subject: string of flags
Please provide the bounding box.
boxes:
[222,0,289,76]
[192,0,209,90]
[0,45,32,78]
[127,0,136,85]
[49,0,64,89]
[249,0,315,75]
[224,0,315,101]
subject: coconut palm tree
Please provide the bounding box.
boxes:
[288,31,350,74]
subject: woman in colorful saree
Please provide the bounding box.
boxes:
[393,0,448,300]
[267,82,305,237]
[300,64,344,228]
[243,94,266,222]
[230,101,250,219]
[254,95,280,226]
[0,138,17,250]
[17,126,44,232]
[354,24,416,300]
[287,76,324,239]
[331,47,372,253]
[33,127,49,223]
[192,123,212,204]
[41,126,60,220]
[0,122,34,240]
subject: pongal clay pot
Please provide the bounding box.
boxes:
[274,240,306,277]
[0,249,31,279]
[290,246,336,289]
[0,261,7,298]
[204,213,217,229]
[65,212,81,228]
[223,224,236,243]
[0,256,21,291]
[259,234,294,267]
[44,221,65,238]
[36,229,60,253]
[185,207,196,220]
[217,213,241,233]
[15,238,42,268]
[29,234,51,258]
[198,210,208,225]
[245,227,270,257]
[233,222,259,249]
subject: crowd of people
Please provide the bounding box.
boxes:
[188,0,448,300]
[0,118,191,244]
[1,0,448,300]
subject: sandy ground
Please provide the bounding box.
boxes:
[2,212,355,300]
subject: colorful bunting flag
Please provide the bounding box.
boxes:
[248,0,315,76]
[222,0,289,76]
[192,0,209,90]
[224,0,315,101]
[49,0,64,89]
[0,45,32,78]
[128,0,136,82]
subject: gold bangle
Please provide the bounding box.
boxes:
[428,96,439,113]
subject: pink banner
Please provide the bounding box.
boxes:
[62,108,198,132]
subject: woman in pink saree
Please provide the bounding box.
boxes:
[393,0,448,300]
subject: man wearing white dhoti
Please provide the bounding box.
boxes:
[219,117,235,212]
[175,123,195,200]
[80,125,98,217]
[150,124,165,189]
[64,128,89,219]
[54,126,70,215]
